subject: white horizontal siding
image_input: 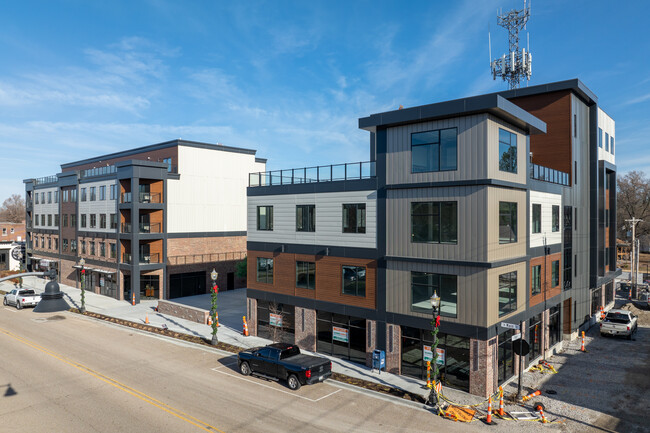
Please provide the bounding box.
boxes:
[529,191,562,248]
[33,187,59,229]
[78,180,118,233]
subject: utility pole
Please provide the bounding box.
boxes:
[626,218,643,299]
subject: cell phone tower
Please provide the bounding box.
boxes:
[489,0,532,89]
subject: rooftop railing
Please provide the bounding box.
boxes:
[33,175,58,186]
[167,251,246,266]
[529,163,570,186]
[249,161,375,187]
[80,165,117,178]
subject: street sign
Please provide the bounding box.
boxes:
[513,339,530,356]
[511,333,521,341]
[501,322,520,330]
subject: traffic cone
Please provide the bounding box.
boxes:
[600,306,605,321]
[215,312,220,327]
[132,292,135,306]
[242,316,249,336]
[145,314,149,324]
[580,331,586,352]
[522,390,541,402]
[426,361,432,388]
[486,396,493,424]
[498,386,505,416]
[207,315,212,326]
[536,404,548,423]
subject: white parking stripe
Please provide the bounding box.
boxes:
[3,307,18,313]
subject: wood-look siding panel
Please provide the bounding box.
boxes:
[247,251,376,309]
[386,186,487,262]
[529,253,562,308]
[385,114,488,185]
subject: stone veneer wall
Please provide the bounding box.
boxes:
[385,323,401,374]
[469,336,498,397]
[158,299,209,324]
[365,319,377,368]
[294,307,316,352]
[247,297,258,337]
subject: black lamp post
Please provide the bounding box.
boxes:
[427,290,441,406]
[210,269,219,345]
[79,257,86,313]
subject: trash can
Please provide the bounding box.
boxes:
[372,349,385,374]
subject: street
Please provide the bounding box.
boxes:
[0,307,481,433]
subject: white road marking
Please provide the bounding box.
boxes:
[212,361,238,370]
[210,367,341,402]
[3,307,18,313]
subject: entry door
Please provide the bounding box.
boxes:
[563,298,572,334]
[227,272,234,290]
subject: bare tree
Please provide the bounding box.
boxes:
[0,194,25,223]
[617,171,650,238]
[268,302,287,343]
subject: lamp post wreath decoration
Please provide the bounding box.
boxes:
[210,269,218,345]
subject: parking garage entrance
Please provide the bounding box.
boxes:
[169,271,206,298]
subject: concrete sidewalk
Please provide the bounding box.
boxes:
[2,276,477,406]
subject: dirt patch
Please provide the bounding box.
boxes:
[620,302,650,326]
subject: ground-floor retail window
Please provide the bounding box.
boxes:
[169,271,206,299]
[99,273,117,298]
[257,300,295,344]
[498,329,515,385]
[605,282,614,305]
[400,326,469,392]
[141,275,160,300]
[527,313,542,365]
[548,305,561,348]
[591,287,602,316]
[316,311,366,365]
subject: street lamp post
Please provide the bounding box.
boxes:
[79,258,86,313]
[427,291,441,407]
[210,269,219,345]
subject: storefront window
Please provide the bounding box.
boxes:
[498,329,515,385]
[316,311,366,365]
[527,313,542,364]
[257,300,296,344]
[548,305,561,349]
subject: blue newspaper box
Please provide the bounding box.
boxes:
[372,349,385,373]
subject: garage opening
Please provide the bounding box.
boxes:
[169,271,206,299]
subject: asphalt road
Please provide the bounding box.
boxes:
[0,307,482,433]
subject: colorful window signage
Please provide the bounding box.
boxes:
[269,313,283,327]
[332,326,349,343]
[423,345,445,365]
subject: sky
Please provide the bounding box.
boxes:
[1,0,649,201]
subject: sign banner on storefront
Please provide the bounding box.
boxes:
[332,326,349,343]
[269,313,283,327]
[423,345,445,365]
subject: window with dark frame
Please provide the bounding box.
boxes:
[498,128,517,173]
[411,201,457,244]
[99,185,106,200]
[531,265,541,295]
[90,187,96,201]
[552,205,560,232]
[81,214,87,228]
[411,127,458,173]
[81,188,87,201]
[532,204,541,234]
[598,127,603,148]
[90,214,97,228]
[257,206,273,231]
[100,214,107,229]
[498,271,517,316]
[552,260,560,287]
[342,266,366,297]
[605,132,609,152]
[296,261,316,290]
[499,202,517,244]
[296,205,315,232]
[256,257,273,283]
[110,184,117,200]
[410,271,457,317]
[342,204,366,233]
[110,213,117,229]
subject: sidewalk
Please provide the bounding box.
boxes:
[1,277,478,405]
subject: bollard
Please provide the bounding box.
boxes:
[242,316,249,336]
[498,386,505,416]
[522,390,541,402]
[537,406,548,423]
[145,314,149,324]
[426,361,432,388]
[580,331,586,352]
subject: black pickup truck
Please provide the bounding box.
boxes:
[237,343,332,390]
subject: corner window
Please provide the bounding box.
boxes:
[256,257,274,284]
[411,128,457,173]
[498,128,517,173]
[499,202,517,244]
[411,272,457,317]
[296,261,315,290]
[531,264,541,295]
[551,260,560,287]
[342,266,366,297]
[296,205,315,232]
[598,128,603,148]
[257,206,273,231]
[532,204,541,234]
[552,205,560,232]
[611,136,614,154]
[342,204,366,233]
[411,201,457,244]
[498,271,517,316]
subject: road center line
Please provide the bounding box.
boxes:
[0,326,226,433]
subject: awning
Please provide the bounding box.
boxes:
[94,268,116,275]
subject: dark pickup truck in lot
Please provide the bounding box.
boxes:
[237,343,332,390]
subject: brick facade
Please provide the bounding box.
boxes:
[469,336,498,397]
[167,236,246,258]
[385,324,401,374]
[247,297,258,337]
[0,221,25,242]
[158,299,209,324]
[365,319,377,367]
[294,306,316,352]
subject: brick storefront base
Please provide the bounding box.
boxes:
[385,323,401,374]
[365,319,377,367]
[294,307,316,352]
[469,336,498,397]
[247,297,257,337]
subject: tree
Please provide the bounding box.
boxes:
[617,171,650,239]
[268,302,287,343]
[0,194,25,223]
[235,257,247,279]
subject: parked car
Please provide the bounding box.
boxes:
[237,343,332,390]
[600,309,638,339]
[3,289,41,310]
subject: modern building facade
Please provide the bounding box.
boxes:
[25,139,265,302]
[245,79,618,396]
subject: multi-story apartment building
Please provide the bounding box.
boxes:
[25,139,265,302]
[245,79,618,396]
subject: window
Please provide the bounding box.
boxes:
[54,238,58,250]
[63,214,68,228]
[41,215,45,226]
[411,127,457,173]
[47,214,52,226]
[296,205,316,232]
[532,204,541,234]
[41,192,44,203]
[71,189,77,202]
[81,214,87,228]
[605,132,609,152]
[499,202,517,244]
[498,271,517,316]
[573,114,577,137]
[110,184,117,200]
[411,201,457,244]
[81,188,87,201]
[605,209,609,228]
[163,157,173,172]
[35,194,39,204]
[99,185,106,200]
[48,238,51,249]
[110,243,116,259]
[62,239,68,252]
[54,191,59,203]
[611,136,615,154]
[100,214,107,229]
[257,206,273,231]
[552,205,560,232]
[256,258,273,283]
[63,190,69,202]
[90,187,96,201]
[296,261,316,289]
[47,191,52,203]
[2,228,5,236]
[71,240,77,253]
[498,128,517,173]
[54,214,59,227]
[598,127,603,148]
[99,242,105,257]
[552,260,560,287]
[71,214,76,227]
[81,240,86,255]
[90,241,95,256]
[10,228,13,233]
[342,266,366,297]
[34,214,38,226]
[90,214,96,228]
[110,213,117,229]
[342,204,366,233]
[411,272,457,317]
[531,265,541,295]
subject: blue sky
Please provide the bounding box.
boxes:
[1,0,649,201]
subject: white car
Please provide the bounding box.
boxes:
[600,309,638,340]
[3,289,41,310]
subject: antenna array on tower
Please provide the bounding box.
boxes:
[489,0,532,89]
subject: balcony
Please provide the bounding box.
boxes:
[140,253,160,264]
[168,251,246,266]
[249,161,376,187]
[80,165,117,179]
[123,253,132,264]
[121,192,132,204]
[139,222,161,234]
[139,192,162,203]
[529,163,570,186]
[33,175,58,186]
[121,223,132,234]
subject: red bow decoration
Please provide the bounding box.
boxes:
[81,269,85,275]
[213,285,218,293]
[435,316,441,328]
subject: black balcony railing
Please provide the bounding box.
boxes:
[249,161,376,187]
[139,192,162,203]
[167,251,246,266]
[121,192,132,203]
[121,223,132,234]
[529,163,570,186]
[33,175,58,186]
[80,165,117,178]
[139,222,161,234]
[139,253,160,264]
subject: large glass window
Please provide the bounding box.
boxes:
[256,206,273,231]
[411,128,457,173]
[256,257,273,284]
[527,313,542,364]
[316,311,366,365]
[548,305,561,348]
[296,205,315,232]
[552,205,560,232]
[532,204,541,234]
[411,201,457,244]
[498,329,515,385]
[531,265,541,295]
[99,185,106,200]
[90,187,96,201]
[342,266,365,297]
[80,188,87,202]
[411,272,457,317]
[257,300,295,344]
[342,204,366,233]
[499,202,517,244]
[498,128,517,173]
[110,184,117,200]
[498,271,517,316]
[296,261,315,290]
[552,260,560,287]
